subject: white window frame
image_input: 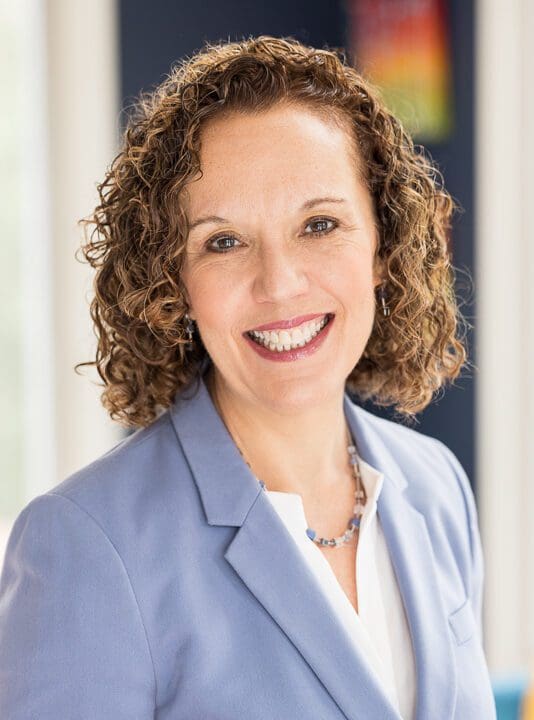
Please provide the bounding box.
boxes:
[1,0,122,562]
[475,0,534,674]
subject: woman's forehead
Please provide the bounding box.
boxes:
[197,104,357,166]
[184,110,364,212]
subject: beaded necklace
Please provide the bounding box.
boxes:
[209,374,367,549]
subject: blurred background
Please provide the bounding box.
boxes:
[0,0,532,716]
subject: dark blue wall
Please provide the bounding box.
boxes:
[119,1,345,109]
[119,0,476,490]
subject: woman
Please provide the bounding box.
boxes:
[0,36,496,719]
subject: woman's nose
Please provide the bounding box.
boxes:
[251,246,310,305]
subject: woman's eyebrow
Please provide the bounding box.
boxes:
[187,196,348,231]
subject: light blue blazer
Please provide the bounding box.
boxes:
[0,368,497,719]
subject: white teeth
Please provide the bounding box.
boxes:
[249,314,331,352]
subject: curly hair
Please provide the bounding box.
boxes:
[75,34,469,429]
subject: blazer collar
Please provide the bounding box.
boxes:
[169,368,456,720]
[169,368,407,529]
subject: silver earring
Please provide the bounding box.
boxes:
[377,284,391,317]
[184,313,195,343]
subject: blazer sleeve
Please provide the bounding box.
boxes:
[434,440,486,643]
[0,493,156,719]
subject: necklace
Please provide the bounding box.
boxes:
[208,372,367,548]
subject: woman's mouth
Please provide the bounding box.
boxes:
[243,313,335,362]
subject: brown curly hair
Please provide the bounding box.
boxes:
[75,34,469,429]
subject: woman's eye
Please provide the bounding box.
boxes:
[206,234,241,253]
[304,217,338,235]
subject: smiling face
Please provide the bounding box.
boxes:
[180,103,383,414]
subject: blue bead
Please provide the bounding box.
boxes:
[306,528,316,540]
[350,517,361,527]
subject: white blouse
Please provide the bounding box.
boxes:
[264,455,417,720]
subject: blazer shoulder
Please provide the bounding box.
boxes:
[347,396,453,467]
[37,410,190,538]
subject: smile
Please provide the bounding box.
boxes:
[246,313,334,353]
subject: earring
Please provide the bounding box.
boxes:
[377,284,391,317]
[184,313,195,343]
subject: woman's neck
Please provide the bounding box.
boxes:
[205,366,356,499]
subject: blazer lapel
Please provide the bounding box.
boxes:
[343,395,457,720]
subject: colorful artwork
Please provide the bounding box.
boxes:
[347,0,454,142]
